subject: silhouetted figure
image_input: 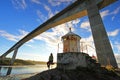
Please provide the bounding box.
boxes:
[47,53,54,69]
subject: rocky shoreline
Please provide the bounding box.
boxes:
[0,67,120,80]
[23,67,120,80]
[0,73,37,80]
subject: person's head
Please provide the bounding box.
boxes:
[50,53,53,56]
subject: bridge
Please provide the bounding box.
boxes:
[0,0,118,75]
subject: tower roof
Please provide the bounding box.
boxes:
[62,28,81,39]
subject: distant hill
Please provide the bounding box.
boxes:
[0,58,46,66]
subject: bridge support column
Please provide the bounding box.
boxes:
[0,55,6,72]
[7,48,18,75]
[86,0,118,68]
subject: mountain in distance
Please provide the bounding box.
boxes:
[0,58,47,66]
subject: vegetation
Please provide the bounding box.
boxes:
[0,58,46,66]
[105,65,115,71]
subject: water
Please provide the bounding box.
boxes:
[0,63,119,76]
[0,64,56,76]
[118,63,120,68]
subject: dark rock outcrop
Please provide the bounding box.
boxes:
[23,67,120,80]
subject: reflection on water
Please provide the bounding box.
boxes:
[0,64,56,76]
[118,63,120,68]
[0,63,119,76]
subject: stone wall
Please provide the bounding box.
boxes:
[57,52,87,69]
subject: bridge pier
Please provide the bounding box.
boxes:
[86,0,118,67]
[0,57,6,73]
[7,48,18,75]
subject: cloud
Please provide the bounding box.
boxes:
[17,29,29,38]
[0,29,29,42]
[80,20,90,31]
[72,19,81,24]
[31,0,41,4]
[100,6,120,20]
[111,6,120,20]
[12,0,27,9]
[36,10,47,23]
[34,23,69,45]
[108,29,120,37]
[112,16,115,21]
[0,30,18,42]
[48,0,75,6]
[36,4,54,22]
[115,54,120,64]
[100,10,109,19]
[111,6,120,15]
[80,35,96,56]
[116,44,120,51]
[114,41,120,51]
[35,2,54,19]
[43,4,54,18]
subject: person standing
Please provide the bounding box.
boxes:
[47,53,54,69]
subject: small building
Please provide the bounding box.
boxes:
[57,28,99,70]
[57,28,88,69]
[62,28,81,53]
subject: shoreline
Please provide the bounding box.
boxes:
[0,72,39,80]
[0,68,120,80]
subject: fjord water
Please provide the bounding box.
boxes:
[0,63,119,76]
[0,64,56,76]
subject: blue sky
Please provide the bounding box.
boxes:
[0,0,120,63]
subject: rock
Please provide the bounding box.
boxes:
[23,67,120,80]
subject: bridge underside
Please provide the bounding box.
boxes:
[0,0,116,58]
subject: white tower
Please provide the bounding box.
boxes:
[62,28,81,53]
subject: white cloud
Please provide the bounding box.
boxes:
[112,16,115,20]
[48,0,75,6]
[36,10,47,22]
[114,41,120,51]
[12,0,27,9]
[31,0,41,4]
[100,10,109,19]
[0,30,18,42]
[36,4,54,20]
[108,29,120,37]
[43,4,54,18]
[111,6,120,15]
[80,20,90,31]
[72,19,81,24]
[111,6,120,20]
[116,44,120,51]
[80,35,96,56]
[17,29,29,38]
[0,29,29,42]
[115,54,120,64]
[100,6,120,20]
[34,23,69,45]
